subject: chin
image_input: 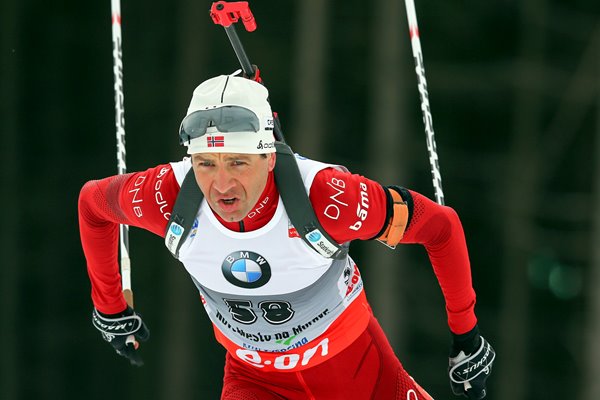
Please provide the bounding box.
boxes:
[219,211,245,222]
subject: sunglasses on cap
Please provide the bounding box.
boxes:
[179,106,260,144]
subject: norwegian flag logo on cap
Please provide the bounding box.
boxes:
[206,136,225,148]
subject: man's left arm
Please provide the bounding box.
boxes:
[401,189,495,399]
[310,168,495,399]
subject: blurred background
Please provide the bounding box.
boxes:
[1,0,598,399]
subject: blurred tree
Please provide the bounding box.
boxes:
[157,1,211,398]
[0,0,21,398]
[496,2,598,399]
[584,43,600,400]
[495,0,548,398]
[289,0,329,156]
[364,0,410,352]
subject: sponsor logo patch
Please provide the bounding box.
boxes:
[165,222,184,254]
[307,231,321,242]
[304,229,338,258]
[235,337,330,371]
[170,223,183,235]
[287,219,300,238]
[256,140,275,150]
[222,251,272,289]
[189,218,199,238]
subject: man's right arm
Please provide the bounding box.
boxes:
[77,163,180,314]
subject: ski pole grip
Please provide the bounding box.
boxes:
[122,288,137,346]
[123,288,134,308]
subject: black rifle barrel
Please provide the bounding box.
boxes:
[224,25,255,78]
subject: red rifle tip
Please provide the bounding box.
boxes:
[210,1,257,32]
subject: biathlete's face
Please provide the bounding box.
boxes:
[191,152,276,222]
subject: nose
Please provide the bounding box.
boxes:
[212,166,236,194]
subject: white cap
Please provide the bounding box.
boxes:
[183,74,276,154]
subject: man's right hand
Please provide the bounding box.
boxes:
[92,306,150,366]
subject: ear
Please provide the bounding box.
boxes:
[267,153,276,172]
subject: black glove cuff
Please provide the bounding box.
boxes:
[92,307,143,340]
[450,324,481,356]
[97,306,134,319]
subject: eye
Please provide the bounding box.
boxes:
[196,160,214,168]
[232,160,247,166]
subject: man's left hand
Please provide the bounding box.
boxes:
[448,325,495,399]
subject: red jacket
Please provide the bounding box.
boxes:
[78,162,476,334]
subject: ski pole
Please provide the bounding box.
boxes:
[210,1,286,143]
[404,0,445,205]
[111,0,136,347]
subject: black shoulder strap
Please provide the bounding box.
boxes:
[164,167,203,258]
[273,142,348,260]
[165,147,348,260]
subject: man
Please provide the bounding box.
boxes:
[79,73,494,399]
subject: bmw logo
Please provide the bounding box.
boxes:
[222,251,271,289]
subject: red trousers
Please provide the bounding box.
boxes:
[221,316,433,400]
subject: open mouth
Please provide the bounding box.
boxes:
[213,191,242,214]
[218,197,240,210]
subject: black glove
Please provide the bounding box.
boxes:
[92,306,150,366]
[448,325,495,399]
